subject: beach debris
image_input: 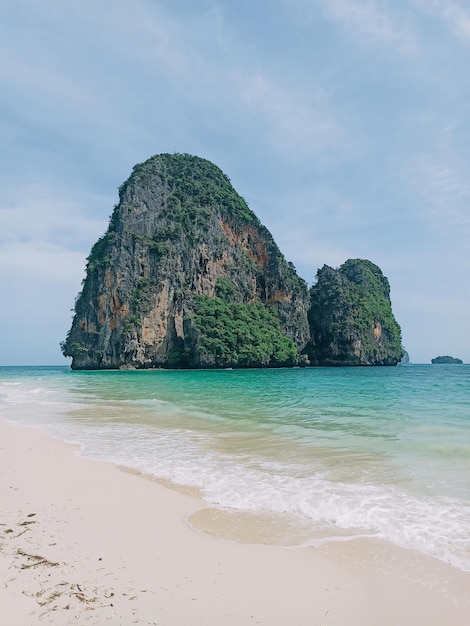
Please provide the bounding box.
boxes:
[17,549,59,569]
[2,512,143,623]
[37,588,62,607]
[69,582,92,602]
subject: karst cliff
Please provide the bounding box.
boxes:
[62,153,403,369]
[307,259,403,366]
[61,154,310,369]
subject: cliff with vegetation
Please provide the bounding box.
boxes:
[61,154,310,369]
[62,154,403,369]
[306,259,403,366]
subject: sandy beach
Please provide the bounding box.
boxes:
[1,417,469,626]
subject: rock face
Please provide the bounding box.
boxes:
[61,154,310,369]
[62,154,405,369]
[306,259,403,366]
[431,356,463,364]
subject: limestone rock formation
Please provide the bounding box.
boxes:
[306,259,403,366]
[62,155,405,370]
[61,154,310,369]
[399,350,410,365]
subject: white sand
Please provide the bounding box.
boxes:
[1,417,469,625]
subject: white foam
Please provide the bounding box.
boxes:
[2,368,470,573]
[57,420,470,572]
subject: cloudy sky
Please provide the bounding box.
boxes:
[1,0,469,365]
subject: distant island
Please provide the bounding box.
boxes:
[431,356,463,364]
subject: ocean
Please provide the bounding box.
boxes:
[1,364,469,572]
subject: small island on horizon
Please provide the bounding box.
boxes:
[431,355,463,364]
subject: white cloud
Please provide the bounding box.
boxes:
[0,184,108,282]
[416,0,470,41]
[261,189,366,279]
[0,241,86,284]
[0,0,345,165]
[426,167,470,224]
[285,238,354,277]
[297,0,418,54]
[406,156,470,241]
[0,184,107,243]
[89,1,345,159]
[235,72,342,156]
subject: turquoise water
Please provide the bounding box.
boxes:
[1,365,469,570]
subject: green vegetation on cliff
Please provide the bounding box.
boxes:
[86,231,115,274]
[121,153,260,231]
[192,295,298,367]
[308,259,403,366]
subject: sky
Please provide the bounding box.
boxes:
[1,0,469,365]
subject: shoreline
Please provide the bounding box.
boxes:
[1,418,469,625]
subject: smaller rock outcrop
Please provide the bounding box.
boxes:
[399,350,410,365]
[306,259,403,366]
[431,356,463,364]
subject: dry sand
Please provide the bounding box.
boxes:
[1,417,469,625]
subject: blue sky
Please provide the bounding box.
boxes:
[1,0,469,365]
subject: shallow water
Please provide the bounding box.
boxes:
[1,364,469,571]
